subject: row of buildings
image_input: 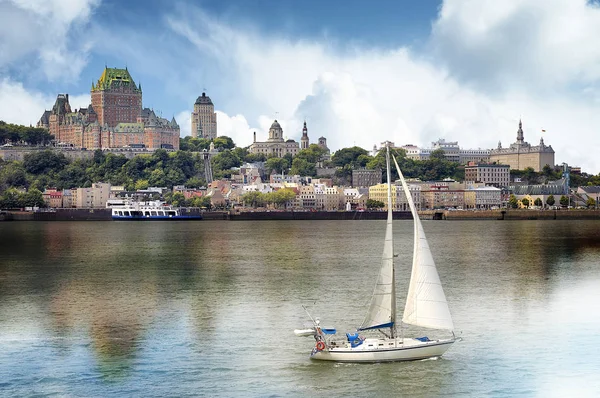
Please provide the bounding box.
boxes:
[40,164,579,212]
[377,120,556,172]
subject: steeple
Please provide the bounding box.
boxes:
[516,119,524,144]
[301,120,309,149]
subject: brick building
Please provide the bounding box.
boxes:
[38,67,179,150]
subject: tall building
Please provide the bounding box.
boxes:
[91,67,142,127]
[248,120,300,158]
[300,121,309,149]
[191,92,217,139]
[37,67,179,150]
[490,120,555,171]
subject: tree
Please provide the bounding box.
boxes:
[265,157,289,175]
[23,188,45,207]
[586,197,596,208]
[213,136,235,150]
[290,157,316,176]
[508,194,518,209]
[534,198,543,207]
[331,147,369,167]
[560,195,569,207]
[272,188,296,208]
[546,194,555,207]
[241,191,265,208]
[23,150,68,175]
[366,199,385,209]
[521,198,530,208]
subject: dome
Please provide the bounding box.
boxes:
[286,139,295,143]
[270,120,281,129]
[195,92,213,105]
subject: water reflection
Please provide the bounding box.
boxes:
[1,220,600,395]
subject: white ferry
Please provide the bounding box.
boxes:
[108,200,202,220]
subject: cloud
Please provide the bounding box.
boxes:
[0,78,94,125]
[0,0,99,81]
[161,1,600,172]
[2,0,600,173]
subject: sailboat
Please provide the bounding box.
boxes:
[295,145,460,362]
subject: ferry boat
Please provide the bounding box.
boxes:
[109,200,202,220]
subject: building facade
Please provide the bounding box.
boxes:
[490,120,555,171]
[38,67,179,150]
[376,139,491,164]
[352,168,382,187]
[248,120,300,158]
[465,163,510,188]
[191,92,217,139]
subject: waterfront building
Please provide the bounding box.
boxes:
[490,120,555,171]
[467,186,502,209]
[352,168,382,188]
[465,163,511,188]
[42,188,63,208]
[191,92,217,139]
[421,184,466,210]
[577,186,600,207]
[249,120,301,158]
[298,185,316,209]
[37,67,179,150]
[394,182,421,211]
[74,182,111,208]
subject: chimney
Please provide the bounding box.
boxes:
[253,131,256,143]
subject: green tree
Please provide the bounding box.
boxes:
[508,194,518,209]
[534,198,543,207]
[241,191,265,208]
[331,147,369,167]
[546,195,555,207]
[290,157,316,176]
[272,188,296,208]
[586,197,596,208]
[265,157,289,175]
[23,150,68,175]
[560,195,569,207]
[366,199,385,209]
[213,136,235,150]
[521,198,530,207]
[135,179,149,190]
[23,188,45,207]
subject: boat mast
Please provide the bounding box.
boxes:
[385,144,396,339]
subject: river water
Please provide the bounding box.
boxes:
[1,220,599,397]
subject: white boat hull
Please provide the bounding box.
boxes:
[310,337,457,363]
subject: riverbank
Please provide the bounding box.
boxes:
[2,208,600,221]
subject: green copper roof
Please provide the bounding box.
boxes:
[92,67,141,92]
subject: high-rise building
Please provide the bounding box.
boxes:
[191,92,217,139]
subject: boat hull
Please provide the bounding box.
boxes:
[112,215,202,220]
[310,338,456,363]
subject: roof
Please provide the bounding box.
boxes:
[195,92,213,105]
[270,120,282,129]
[92,67,140,92]
[509,183,567,196]
[579,186,600,194]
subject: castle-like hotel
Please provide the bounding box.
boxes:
[38,67,180,150]
[35,66,555,172]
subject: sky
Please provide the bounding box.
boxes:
[1,0,600,173]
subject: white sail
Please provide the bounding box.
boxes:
[359,147,396,332]
[392,155,454,331]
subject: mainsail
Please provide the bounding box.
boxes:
[359,147,396,334]
[392,155,454,331]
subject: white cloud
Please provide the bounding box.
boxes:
[0,0,98,81]
[162,1,600,172]
[3,0,600,173]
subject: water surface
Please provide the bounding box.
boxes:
[1,220,599,397]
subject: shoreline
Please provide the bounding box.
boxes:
[2,209,600,221]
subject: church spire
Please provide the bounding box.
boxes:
[301,120,309,149]
[517,119,524,144]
